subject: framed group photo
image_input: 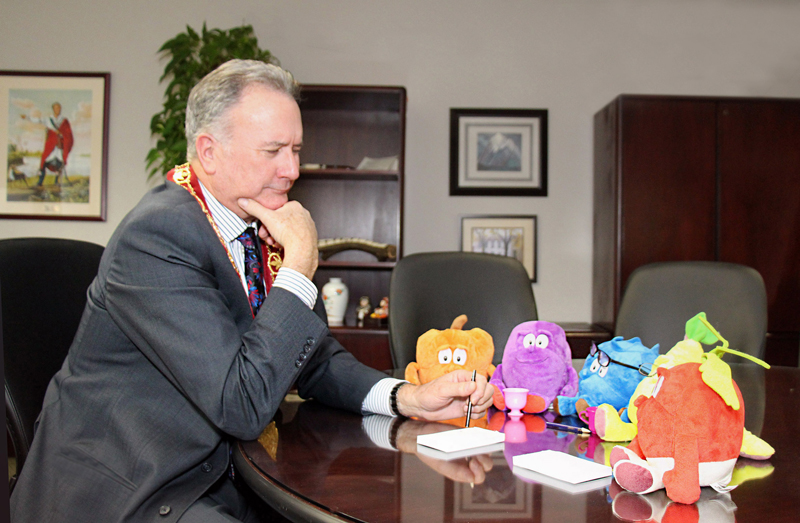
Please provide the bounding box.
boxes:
[461,215,537,282]
[450,108,547,197]
[1,71,110,220]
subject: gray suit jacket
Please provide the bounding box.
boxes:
[10,181,387,522]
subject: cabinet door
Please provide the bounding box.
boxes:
[718,100,800,336]
[618,98,717,288]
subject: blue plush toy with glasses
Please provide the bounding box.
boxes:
[553,337,659,421]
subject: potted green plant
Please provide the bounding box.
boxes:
[146,23,278,179]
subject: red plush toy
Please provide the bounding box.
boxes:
[610,354,744,505]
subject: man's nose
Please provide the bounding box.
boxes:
[280,150,300,179]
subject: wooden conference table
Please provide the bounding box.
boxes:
[234,364,800,522]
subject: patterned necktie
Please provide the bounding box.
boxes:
[236,227,266,315]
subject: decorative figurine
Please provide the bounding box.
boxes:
[365,296,389,327]
[371,296,389,319]
[356,296,371,327]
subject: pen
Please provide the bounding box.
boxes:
[465,369,477,428]
[545,421,591,435]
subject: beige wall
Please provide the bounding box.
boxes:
[2,0,799,322]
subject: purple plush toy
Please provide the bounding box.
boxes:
[490,321,579,413]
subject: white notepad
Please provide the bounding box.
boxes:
[416,427,505,460]
[512,450,612,494]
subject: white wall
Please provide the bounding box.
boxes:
[2,0,800,322]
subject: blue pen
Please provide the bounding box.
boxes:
[546,421,591,435]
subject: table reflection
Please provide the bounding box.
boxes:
[236,365,799,523]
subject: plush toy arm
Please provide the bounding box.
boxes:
[404,362,422,385]
[490,364,506,410]
[555,395,578,416]
[662,433,702,504]
[560,364,580,397]
[489,363,504,388]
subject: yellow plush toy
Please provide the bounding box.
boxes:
[405,315,496,384]
[593,313,774,461]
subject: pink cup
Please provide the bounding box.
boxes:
[504,388,529,417]
[504,416,528,443]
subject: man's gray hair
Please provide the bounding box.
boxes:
[185,59,300,161]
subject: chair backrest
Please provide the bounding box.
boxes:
[614,261,767,362]
[388,252,538,368]
[1,237,104,479]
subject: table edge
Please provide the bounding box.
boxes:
[233,441,355,523]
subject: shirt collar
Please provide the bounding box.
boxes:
[196,178,253,241]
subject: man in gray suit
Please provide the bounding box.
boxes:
[10,60,494,522]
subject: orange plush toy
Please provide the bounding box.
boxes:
[405,315,495,384]
[610,354,744,505]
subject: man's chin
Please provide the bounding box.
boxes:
[255,194,289,211]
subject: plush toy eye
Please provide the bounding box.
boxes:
[652,376,665,397]
[453,348,467,365]
[535,334,549,348]
[598,365,609,378]
[522,333,537,347]
[438,348,453,364]
[590,358,601,373]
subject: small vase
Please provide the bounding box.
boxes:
[322,277,348,327]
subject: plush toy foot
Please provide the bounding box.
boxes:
[609,445,637,468]
[610,443,664,496]
[595,404,638,442]
[740,428,775,460]
[488,411,506,431]
[611,491,663,522]
[522,414,546,433]
[575,398,590,416]
[613,459,664,496]
[523,394,546,413]
[492,389,506,411]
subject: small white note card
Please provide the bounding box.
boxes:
[513,450,611,488]
[417,427,505,457]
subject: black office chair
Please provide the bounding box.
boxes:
[388,252,538,368]
[614,261,768,363]
[1,237,104,491]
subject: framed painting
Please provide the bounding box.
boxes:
[1,71,110,220]
[450,108,547,196]
[451,456,534,520]
[461,215,537,282]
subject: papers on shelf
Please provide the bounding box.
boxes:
[416,427,505,460]
[357,155,399,171]
[512,450,612,494]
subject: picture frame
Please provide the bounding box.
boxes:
[450,108,547,196]
[461,215,537,282]
[1,71,110,221]
[451,456,534,520]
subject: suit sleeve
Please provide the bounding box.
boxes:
[103,201,383,440]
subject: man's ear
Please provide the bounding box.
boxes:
[195,133,220,174]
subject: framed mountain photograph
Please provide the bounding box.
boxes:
[450,108,547,196]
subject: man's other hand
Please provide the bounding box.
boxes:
[237,198,318,280]
[396,370,494,421]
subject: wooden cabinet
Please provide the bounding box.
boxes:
[593,95,800,365]
[292,85,405,368]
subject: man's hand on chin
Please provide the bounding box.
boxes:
[237,198,319,280]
